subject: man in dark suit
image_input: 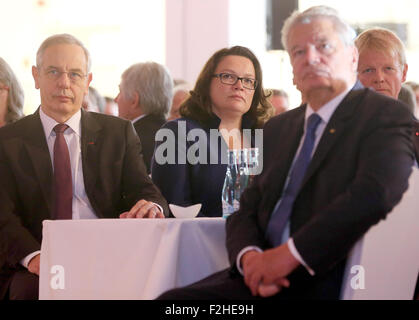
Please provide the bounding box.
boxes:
[115,62,172,173]
[157,6,414,300]
[355,27,419,164]
[0,34,169,300]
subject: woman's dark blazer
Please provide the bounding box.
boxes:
[151,114,258,217]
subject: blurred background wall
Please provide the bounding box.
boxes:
[2,0,419,115]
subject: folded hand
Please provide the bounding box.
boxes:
[241,244,299,297]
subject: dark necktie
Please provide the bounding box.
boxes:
[266,113,322,246]
[53,124,73,219]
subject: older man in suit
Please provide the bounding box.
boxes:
[0,34,169,300]
[115,62,173,174]
[355,27,419,165]
[157,6,414,300]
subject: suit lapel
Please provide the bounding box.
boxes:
[80,110,103,209]
[268,106,306,200]
[413,120,419,163]
[300,89,365,189]
[22,112,54,214]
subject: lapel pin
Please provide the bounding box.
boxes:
[416,132,419,137]
[88,141,95,145]
[329,128,336,134]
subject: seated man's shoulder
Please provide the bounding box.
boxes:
[362,89,412,118]
[0,114,35,138]
[84,111,130,129]
[263,105,303,131]
[161,117,202,132]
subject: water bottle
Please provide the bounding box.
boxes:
[222,150,239,218]
[222,149,258,219]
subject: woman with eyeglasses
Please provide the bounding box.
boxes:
[0,58,24,127]
[151,46,272,217]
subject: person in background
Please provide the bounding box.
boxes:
[356,27,408,99]
[104,96,118,116]
[355,27,419,162]
[115,62,173,174]
[157,5,414,300]
[0,57,24,127]
[151,46,272,217]
[405,81,419,117]
[82,86,106,113]
[268,89,289,115]
[168,80,192,121]
[0,34,168,300]
[398,83,417,115]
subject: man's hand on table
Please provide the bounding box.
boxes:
[119,199,165,219]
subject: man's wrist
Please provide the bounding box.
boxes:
[236,246,263,275]
[287,238,315,276]
[21,251,41,269]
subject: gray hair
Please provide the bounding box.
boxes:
[281,5,356,52]
[0,57,24,123]
[88,87,106,113]
[120,62,173,117]
[36,33,92,73]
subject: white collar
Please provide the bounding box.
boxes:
[39,107,81,138]
[131,114,147,124]
[305,85,353,125]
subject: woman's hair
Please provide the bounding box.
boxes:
[0,57,24,123]
[180,46,272,128]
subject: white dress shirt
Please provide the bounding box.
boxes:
[21,108,98,267]
[40,108,98,220]
[237,85,353,276]
[131,114,146,124]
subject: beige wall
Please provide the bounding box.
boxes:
[2,0,419,116]
[1,0,165,115]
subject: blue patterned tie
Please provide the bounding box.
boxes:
[266,113,322,246]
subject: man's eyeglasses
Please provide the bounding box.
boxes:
[44,68,87,84]
[213,73,258,90]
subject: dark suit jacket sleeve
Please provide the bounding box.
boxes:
[120,121,169,216]
[226,94,414,274]
[151,120,193,208]
[292,103,414,273]
[413,120,419,162]
[0,145,40,269]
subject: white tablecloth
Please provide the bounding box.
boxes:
[39,218,229,300]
